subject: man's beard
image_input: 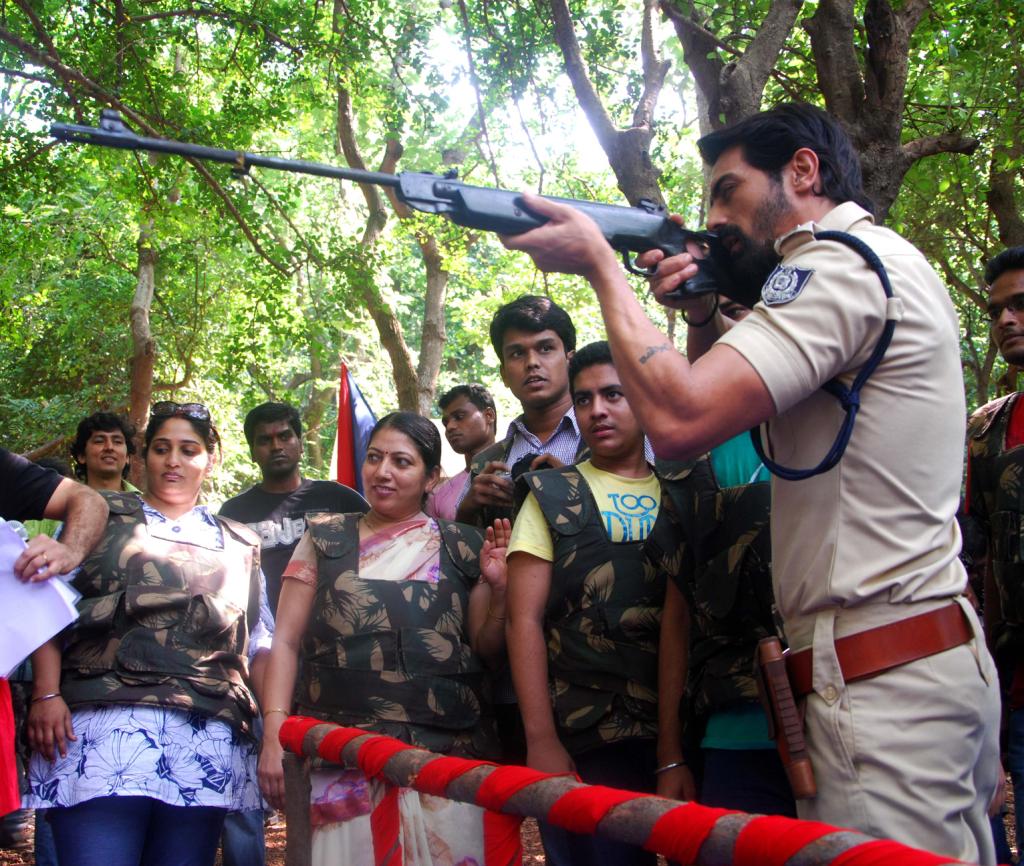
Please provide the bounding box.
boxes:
[710,182,791,307]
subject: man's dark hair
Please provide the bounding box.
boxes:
[243,402,302,449]
[438,384,498,431]
[568,341,615,397]
[70,412,136,480]
[489,295,576,359]
[697,103,875,215]
[984,247,1024,287]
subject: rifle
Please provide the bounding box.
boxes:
[51,109,724,297]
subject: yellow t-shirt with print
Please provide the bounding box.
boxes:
[508,460,661,561]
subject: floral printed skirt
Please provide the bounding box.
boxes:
[310,767,485,866]
[24,704,262,811]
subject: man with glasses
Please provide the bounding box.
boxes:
[967,246,1024,853]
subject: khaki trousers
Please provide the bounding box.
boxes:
[795,599,1000,865]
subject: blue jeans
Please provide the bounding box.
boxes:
[700,748,797,816]
[538,739,657,866]
[47,796,227,866]
[220,809,265,866]
[34,808,59,866]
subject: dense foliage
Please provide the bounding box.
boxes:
[0,0,1020,488]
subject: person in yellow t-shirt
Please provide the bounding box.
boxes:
[505,340,687,866]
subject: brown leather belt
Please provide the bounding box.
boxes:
[786,603,972,699]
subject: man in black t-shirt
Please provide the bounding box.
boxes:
[219,403,367,613]
[0,447,107,581]
[216,405,366,866]
[1,447,107,820]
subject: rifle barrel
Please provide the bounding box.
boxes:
[50,120,401,188]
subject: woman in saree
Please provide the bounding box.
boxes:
[24,402,272,866]
[258,411,509,866]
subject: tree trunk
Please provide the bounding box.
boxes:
[128,223,156,488]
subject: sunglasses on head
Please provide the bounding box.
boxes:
[150,401,211,423]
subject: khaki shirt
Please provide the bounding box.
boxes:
[718,202,966,647]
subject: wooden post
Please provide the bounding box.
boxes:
[283,752,312,866]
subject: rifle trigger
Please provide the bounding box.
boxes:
[622,251,656,277]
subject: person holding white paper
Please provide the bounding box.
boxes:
[0,447,108,820]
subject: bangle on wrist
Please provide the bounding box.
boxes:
[654,760,687,775]
[681,297,719,327]
[32,693,61,705]
[262,708,289,719]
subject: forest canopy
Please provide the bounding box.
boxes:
[1,0,1021,491]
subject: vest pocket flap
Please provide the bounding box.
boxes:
[76,591,125,628]
[183,594,246,638]
[115,629,193,674]
[548,627,658,693]
[124,585,190,628]
[301,666,481,730]
[552,683,615,731]
[399,628,477,676]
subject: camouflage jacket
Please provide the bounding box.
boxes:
[659,456,777,726]
[967,392,1024,661]
[61,491,261,735]
[296,513,498,760]
[517,464,686,755]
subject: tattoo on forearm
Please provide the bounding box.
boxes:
[639,343,671,364]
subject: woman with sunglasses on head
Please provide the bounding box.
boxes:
[258,411,510,866]
[24,402,273,866]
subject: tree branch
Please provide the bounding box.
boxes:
[546,0,617,150]
[632,0,672,129]
[719,0,803,121]
[900,131,979,163]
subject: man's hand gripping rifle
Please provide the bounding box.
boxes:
[52,110,723,298]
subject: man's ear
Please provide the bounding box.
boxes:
[499,362,510,390]
[789,147,820,197]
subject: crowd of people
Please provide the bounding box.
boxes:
[1,101,1021,866]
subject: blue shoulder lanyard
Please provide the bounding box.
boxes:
[750,230,900,481]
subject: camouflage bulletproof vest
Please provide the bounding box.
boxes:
[518,465,685,753]
[61,491,261,735]
[296,514,497,760]
[659,457,776,723]
[968,393,1024,659]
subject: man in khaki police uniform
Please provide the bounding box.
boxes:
[501,103,1000,862]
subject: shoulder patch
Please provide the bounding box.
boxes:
[761,264,814,306]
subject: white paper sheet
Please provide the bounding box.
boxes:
[0,521,80,677]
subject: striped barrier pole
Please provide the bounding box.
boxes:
[280,715,973,866]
